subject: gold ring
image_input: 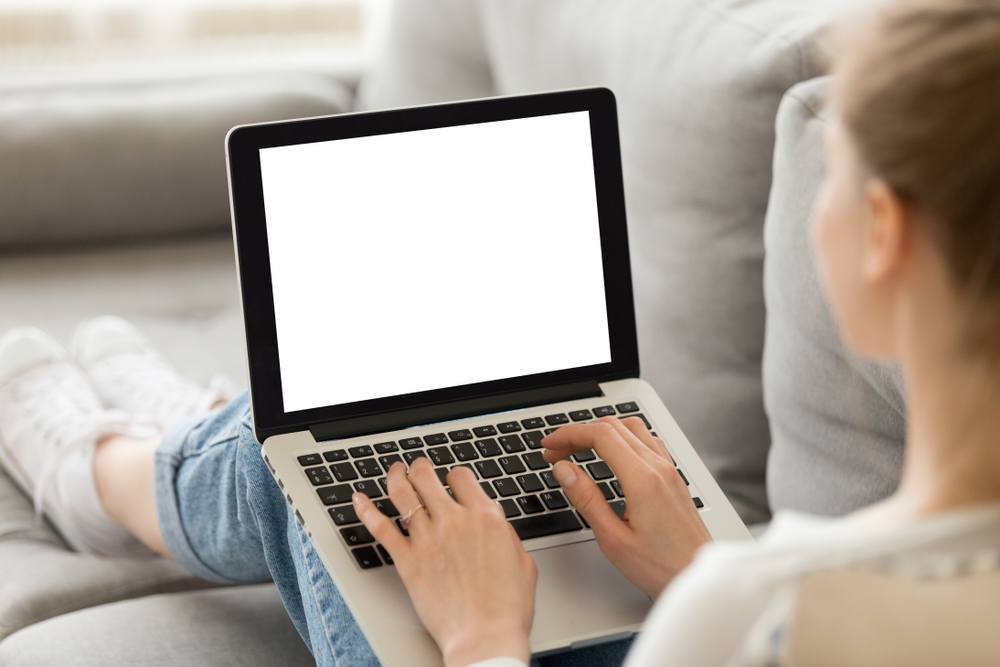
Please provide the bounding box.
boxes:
[400,502,425,526]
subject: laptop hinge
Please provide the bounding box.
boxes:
[309,381,603,442]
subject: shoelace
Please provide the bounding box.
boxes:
[93,352,230,427]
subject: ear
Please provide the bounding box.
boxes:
[861,179,910,284]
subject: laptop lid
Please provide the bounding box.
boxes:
[227,87,638,443]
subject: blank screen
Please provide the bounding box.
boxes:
[260,110,612,413]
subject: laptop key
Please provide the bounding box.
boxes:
[523,452,548,470]
[572,450,597,463]
[516,473,544,493]
[499,499,521,518]
[341,525,374,546]
[330,505,359,525]
[586,461,614,480]
[424,433,448,445]
[379,454,403,472]
[480,481,497,499]
[499,434,525,453]
[521,417,545,429]
[323,450,349,463]
[545,413,569,426]
[498,456,526,475]
[475,459,502,478]
[510,510,582,540]
[615,402,639,414]
[608,499,627,519]
[569,409,592,422]
[544,428,558,435]
[395,518,409,537]
[677,468,689,485]
[305,466,334,486]
[693,497,704,509]
[373,441,398,454]
[448,429,473,442]
[351,546,382,569]
[376,544,394,565]
[427,446,455,466]
[516,495,545,515]
[353,479,382,499]
[610,479,624,497]
[521,431,544,449]
[297,453,322,466]
[451,442,478,461]
[374,498,399,517]
[473,425,498,437]
[402,451,427,465]
[497,421,521,433]
[330,462,358,482]
[540,470,559,489]
[632,413,653,430]
[317,484,353,506]
[592,405,616,417]
[355,458,382,478]
[492,478,520,497]
[378,478,389,494]
[434,467,450,485]
[596,482,614,501]
[475,438,502,457]
[348,445,374,458]
[399,437,423,450]
[541,490,569,510]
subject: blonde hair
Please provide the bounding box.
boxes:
[833,0,1000,359]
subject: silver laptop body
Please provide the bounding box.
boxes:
[226,87,750,666]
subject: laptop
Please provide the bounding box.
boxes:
[226,87,750,665]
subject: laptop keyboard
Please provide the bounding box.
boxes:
[295,401,704,570]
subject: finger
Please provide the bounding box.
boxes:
[542,421,652,487]
[447,466,493,508]
[552,460,629,543]
[386,462,430,530]
[354,492,409,559]
[619,417,670,460]
[406,457,453,515]
[600,417,663,467]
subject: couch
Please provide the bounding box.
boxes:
[0,1,905,664]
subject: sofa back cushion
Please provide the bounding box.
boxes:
[0,72,350,249]
[764,78,905,515]
[361,0,850,523]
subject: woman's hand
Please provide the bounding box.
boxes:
[355,458,537,667]
[543,416,711,598]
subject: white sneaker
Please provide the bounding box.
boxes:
[0,327,154,557]
[72,316,232,433]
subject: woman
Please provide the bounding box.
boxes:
[1,0,998,664]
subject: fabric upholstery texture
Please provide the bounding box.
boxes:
[360,0,853,524]
[0,585,314,666]
[763,77,905,515]
[0,72,350,249]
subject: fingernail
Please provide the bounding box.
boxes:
[554,461,577,487]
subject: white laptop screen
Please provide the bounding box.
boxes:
[259,110,612,414]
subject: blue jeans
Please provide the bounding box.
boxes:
[154,393,630,666]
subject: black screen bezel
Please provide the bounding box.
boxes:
[227,87,638,439]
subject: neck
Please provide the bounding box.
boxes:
[895,320,1000,518]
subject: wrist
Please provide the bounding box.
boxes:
[441,625,530,667]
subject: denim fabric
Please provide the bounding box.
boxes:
[155,393,629,666]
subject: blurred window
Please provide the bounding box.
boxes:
[0,0,382,77]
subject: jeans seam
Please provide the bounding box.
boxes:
[296,521,345,667]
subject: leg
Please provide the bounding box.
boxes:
[103,392,377,666]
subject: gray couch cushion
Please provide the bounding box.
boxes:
[361,0,850,523]
[0,73,351,249]
[0,585,313,666]
[0,233,247,386]
[763,77,905,516]
[0,465,215,642]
